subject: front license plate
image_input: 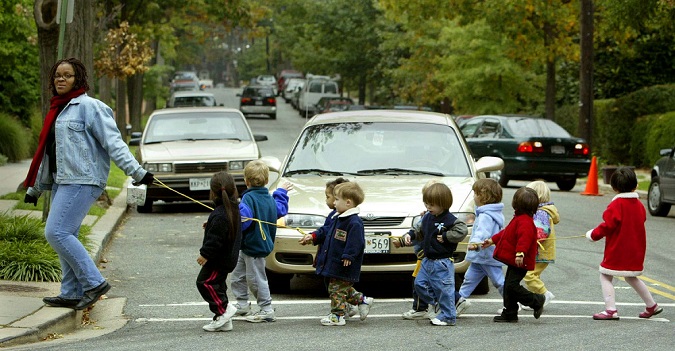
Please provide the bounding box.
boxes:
[551,145,565,154]
[189,177,211,191]
[365,233,390,254]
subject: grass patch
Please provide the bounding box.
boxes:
[0,213,92,282]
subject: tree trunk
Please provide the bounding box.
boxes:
[579,0,594,148]
[545,58,556,121]
[99,76,112,105]
[127,74,144,135]
[358,75,366,105]
[115,77,128,140]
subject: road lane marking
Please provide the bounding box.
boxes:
[135,314,669,323]
[638,276,675,292]
[616,277,675,301]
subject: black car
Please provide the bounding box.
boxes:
[648,145,675,216]
[460,115,591,191]
[237,85,277,119]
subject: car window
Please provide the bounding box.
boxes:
[173,96,215,107]
[460,120,482,138]
[285,122,471,177]
[506,118,571,138]
[144,112,252,143]
[308,81,323,93]
[476,121,501,138]
[324,83,338,93]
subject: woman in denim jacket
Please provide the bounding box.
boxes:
[23,58,153,310]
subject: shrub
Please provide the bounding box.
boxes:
[0,112,31,162]
[645,112,675,166]
[0,154,7,166]
[631,115,659,168]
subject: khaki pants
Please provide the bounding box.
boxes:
[523,262,549,294]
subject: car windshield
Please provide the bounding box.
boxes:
[243,87,274,97]
[144,111,252,144]
[284,122,471,177]
[506,118,572,138]
[173,96,215,107]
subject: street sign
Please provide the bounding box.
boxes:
[56,0,74,24]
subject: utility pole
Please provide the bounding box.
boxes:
[579,0,594,149]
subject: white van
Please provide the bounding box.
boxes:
[297,78,340,116]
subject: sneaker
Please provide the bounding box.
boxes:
[402,309,431,320]
[493,315,518,323]
[455,297,471,316]
[233,302,251,316]
[346,304,359,319]
[358,297,374,321]
[203,316,233,332]
[639,304,663,319]
[543,291,555,307]
[593,309,619,320]
[222,302,238,322]
[321,313,346,326]
[246,309,276,323]
[497,305,522,314]
[430,317,455,326]
[520,302,532,311]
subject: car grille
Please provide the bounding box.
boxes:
[360,216,405,227]
[174,162,227,174]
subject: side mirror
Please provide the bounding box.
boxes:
[236,93,241,97]
[254,134,268,142]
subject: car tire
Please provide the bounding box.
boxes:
[556,177,576,191]
[137,197,153,213]
[269,113,276,120]
[266,269,292,293]
[648,177,672,216]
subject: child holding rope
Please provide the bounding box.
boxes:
[586,166,663,320]
[455,178,505,316]
[521,181,559,310]
[414,183,468,326]
[482,187,546,323]
[230,160,292,323]
[197,172,242,332]
[299,182,373,326]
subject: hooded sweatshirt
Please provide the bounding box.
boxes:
[533,202,560,263]
[465,203,505,266]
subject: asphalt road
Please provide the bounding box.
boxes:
[12,88,674,351]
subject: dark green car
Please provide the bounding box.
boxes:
[460,115,591,191]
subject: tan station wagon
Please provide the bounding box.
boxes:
[130,107,267,212]
[265,110,503,289]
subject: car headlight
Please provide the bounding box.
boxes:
[144,163,173,172]
[281,214,326,228]
[454,212,476,226]
[229,161,245,170]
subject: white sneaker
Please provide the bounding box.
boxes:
[222,302,238,321]
[520,303,532,311]
[358,297,374,321]
[455,297,471,316]
[321,313,346,326]
[498,305,522,314]
[346,304,359,319]
[233,302,251,316]
[202,316,233,332]
[430,317,455,326]
[543,291,555,307]
[402,309,432,320]
[246,309,276,323]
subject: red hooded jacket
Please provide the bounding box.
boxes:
[491,213,538,270]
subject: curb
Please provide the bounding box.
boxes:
[0,181,131,348]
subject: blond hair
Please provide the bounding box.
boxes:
[526,180,551,203]
[244,160,269,187]
[334,182,365,206]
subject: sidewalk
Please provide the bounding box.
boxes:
[0,160,131,347]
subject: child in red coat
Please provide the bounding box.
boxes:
[586,166,663,320]
[482,187,545,323]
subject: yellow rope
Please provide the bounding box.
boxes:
[148,178,308,239]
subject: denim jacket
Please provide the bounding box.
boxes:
[27,94,146,198]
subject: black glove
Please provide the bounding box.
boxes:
[24,194,38,206]
[134,172,154,186]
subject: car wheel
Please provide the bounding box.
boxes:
[556,177,576,191]
[137,197,153,213]
[648,177,672,216]
[266,269,292,293]
[269,113,276,119]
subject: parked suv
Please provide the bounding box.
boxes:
[237,85,277,119]
[297,78,340,117]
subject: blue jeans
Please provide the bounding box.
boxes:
[414,257,456,323]
[457,263,504,300]
[45,183,104,299]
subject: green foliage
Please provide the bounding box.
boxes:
[604,84,675,164]
[591,99,616,158]
[631,115,659,167]
[0,154,7,166]
[0,0,40,125]
[0,112,31,162]
[143,64,172,109]
[645,112,675,166]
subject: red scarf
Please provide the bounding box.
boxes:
[24,88,86,188]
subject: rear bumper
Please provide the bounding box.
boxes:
[505,157,591,179]
[240,105,276,115]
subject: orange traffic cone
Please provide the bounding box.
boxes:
[581,156,602,196]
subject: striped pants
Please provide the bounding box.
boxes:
[196,266,229,317]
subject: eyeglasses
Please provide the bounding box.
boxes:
[54,74,74,80]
